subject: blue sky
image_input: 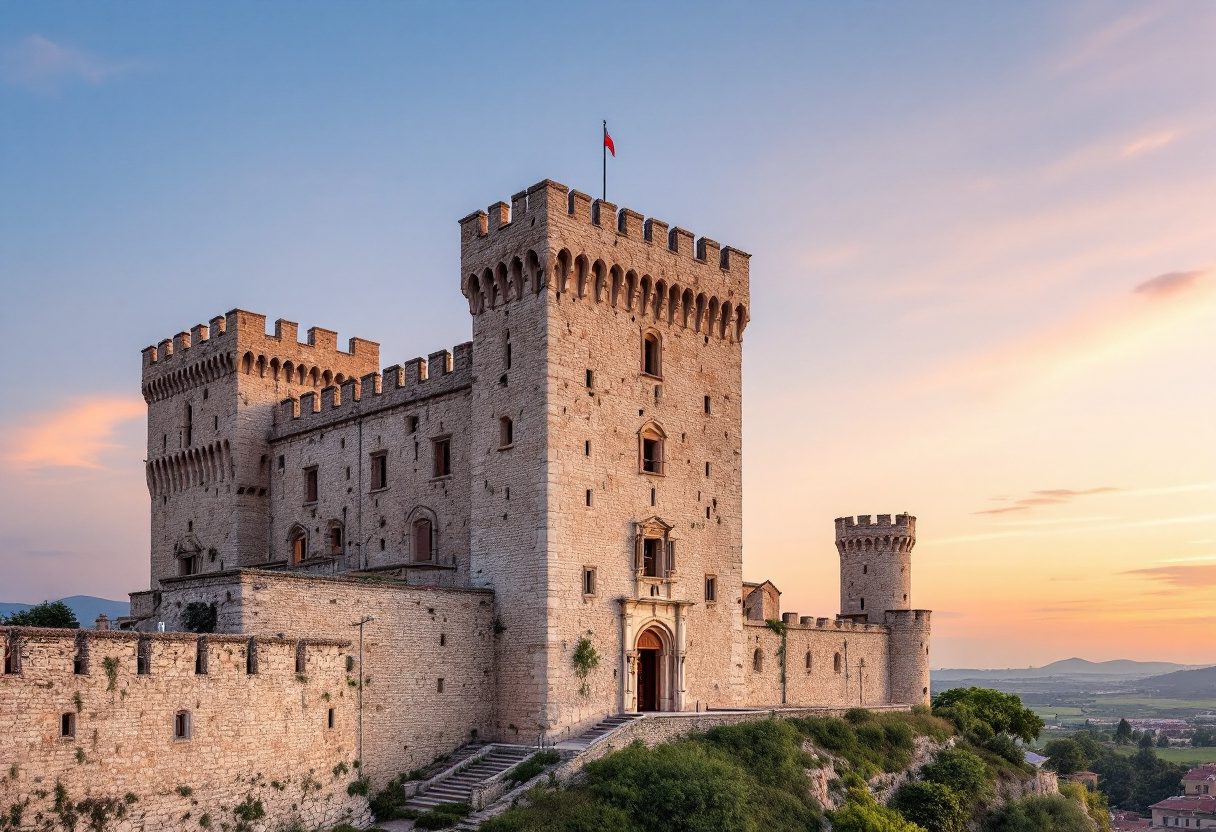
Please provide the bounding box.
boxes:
[2,2,1214,666]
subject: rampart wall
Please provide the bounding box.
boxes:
[742,618,892,708]
[134,570,497,786]
[0,627,368,832]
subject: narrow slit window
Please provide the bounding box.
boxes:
[370,453,388,490]
[295,641,307,674]
[432,438,451,477]
[304,467,318,503]
[245,639,258,675]
[174,710,192,740]
[504,330,512,370]
[136,639,152,676]
[61,713,76,738]
[642,332,662,377]
[195,638,208,675]
[585,369,594,388]
[583,567,597,596]
[73,634,89,675]
[704,395,711,414]
[327,708,335,729]
[437,678,445,693]
[585,489,592,507]
[704,575,717,603]
[499,417,514,448]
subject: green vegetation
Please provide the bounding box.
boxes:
[1059,782,1111,832]
[368,774,416,822]
[1042,730,1187,812]
[3,600,78,628]
[981,794,1093,832]
[347,776,370,796]
[572,633,601,698]
[183,602,217,633]
[829,787,925,832]
[414,801,470,830]
[505,751,560,786]
[889,781,965,832]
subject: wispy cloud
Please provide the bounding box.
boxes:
[1124,564,1216,589]
[1,398,144,470]
[1122,130,1181,158]
[1,35,136,94]
[1134,270,1203,298]
[930,513,1216,546]
[977,487,1118,515]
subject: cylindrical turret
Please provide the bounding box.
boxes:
[885,609,931,706]
[835,513,915,620]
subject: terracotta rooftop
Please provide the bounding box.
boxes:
[1184,764,1216,781]
[1151,794,1216,814]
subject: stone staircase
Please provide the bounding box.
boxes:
[553,712,645,752]
[404,744,534,813]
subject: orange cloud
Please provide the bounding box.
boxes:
[1122,130,1181,158]
[1134,269,1203,297]
[2,397,145,470]
[1124,564,1216,588]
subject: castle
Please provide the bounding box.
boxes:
[1,179,930,828]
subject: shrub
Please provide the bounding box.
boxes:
[828,787,926,832]
[791,713,917,778]
[890,781,967,832]
[920,748,991,806]
[183,602,217,634]
[981,794,1093,832]
[368,774,412,821]
[413,801,470,830]
[505,751,559,786]
[1059,782,1111,832]
[700,719,814,792]
[480,787,635,832]
[932,688,1043,745]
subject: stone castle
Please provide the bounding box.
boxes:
[1,179,930,829]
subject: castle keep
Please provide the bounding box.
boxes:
[2,179,931,828]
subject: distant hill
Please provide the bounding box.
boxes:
[0,596,130,626]
[934,657,1204,682]
[1131,665,1216,699]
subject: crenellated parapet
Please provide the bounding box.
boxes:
[141,309,380,403]
[271,342,474,440]
[834,513,916,555]
[745,616,890,634]
[458,180,751,341]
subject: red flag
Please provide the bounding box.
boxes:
[604,131,615,157]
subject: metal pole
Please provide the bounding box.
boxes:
[351,616,374,766]
[602,120,607,203]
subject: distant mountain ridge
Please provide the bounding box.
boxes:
[0,596,130,626]
[1131,665,1216,698]
[934,657,1207,682]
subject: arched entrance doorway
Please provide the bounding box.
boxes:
[636,628,663,712]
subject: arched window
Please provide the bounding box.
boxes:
[834,652,842,673]
[642,331,662,377]
[411,517,433,563]
[289,526,308,565]
[638,422,666,475]
[753,648,763,672]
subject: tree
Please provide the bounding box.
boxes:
[828,788,926,832]
[1114,718,1133,746]
[932,688,1044,745]
[3,600,78,629]
[1156,733,1170,748]
[1137,733,1154,750]
[1043,739,1087,777]
[183,602,217,634]
[1192,726,1216,747]
[890,781,968,832]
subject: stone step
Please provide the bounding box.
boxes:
[402,745,540,811]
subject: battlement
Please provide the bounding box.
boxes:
[459,180,751,341]
[744,616,889,634]
[883,609,932,627]
[142,309,381,402]
[272,341,473,439]
[835,513,916,555]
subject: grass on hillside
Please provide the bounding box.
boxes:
[1093,696,1216,711]
[1113,746,1216,765]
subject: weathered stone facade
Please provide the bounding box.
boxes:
[1,178,933,828]
[0,628,369,831]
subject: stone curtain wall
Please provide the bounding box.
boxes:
[0,627,369,832]
[742,620,892,708]
[146,570,498,787]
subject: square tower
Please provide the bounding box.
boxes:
[459,181,752,740]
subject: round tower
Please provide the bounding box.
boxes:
[834,513,915,621]
[885,609,932,706]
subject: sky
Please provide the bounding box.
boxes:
[0,1,1213,668]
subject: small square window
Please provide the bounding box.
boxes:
[705,575,717,603]
[583,567,597,596]
[61,712,76,738]
[370,453,388,491]
[499,417,514,448]
[437,678,445,693]
[174,710,192,740]
[277,455,284,471]
[432,438,452,477]
[407,415,419,434]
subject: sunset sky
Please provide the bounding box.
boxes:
[1,2,1213,668]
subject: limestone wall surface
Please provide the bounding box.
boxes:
[741,620,893,708]
[0,627,368,832]
[143,570,497,786]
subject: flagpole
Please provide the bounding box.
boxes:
[602,120,607,203]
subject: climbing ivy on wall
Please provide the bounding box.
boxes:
[572,632,601,698]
